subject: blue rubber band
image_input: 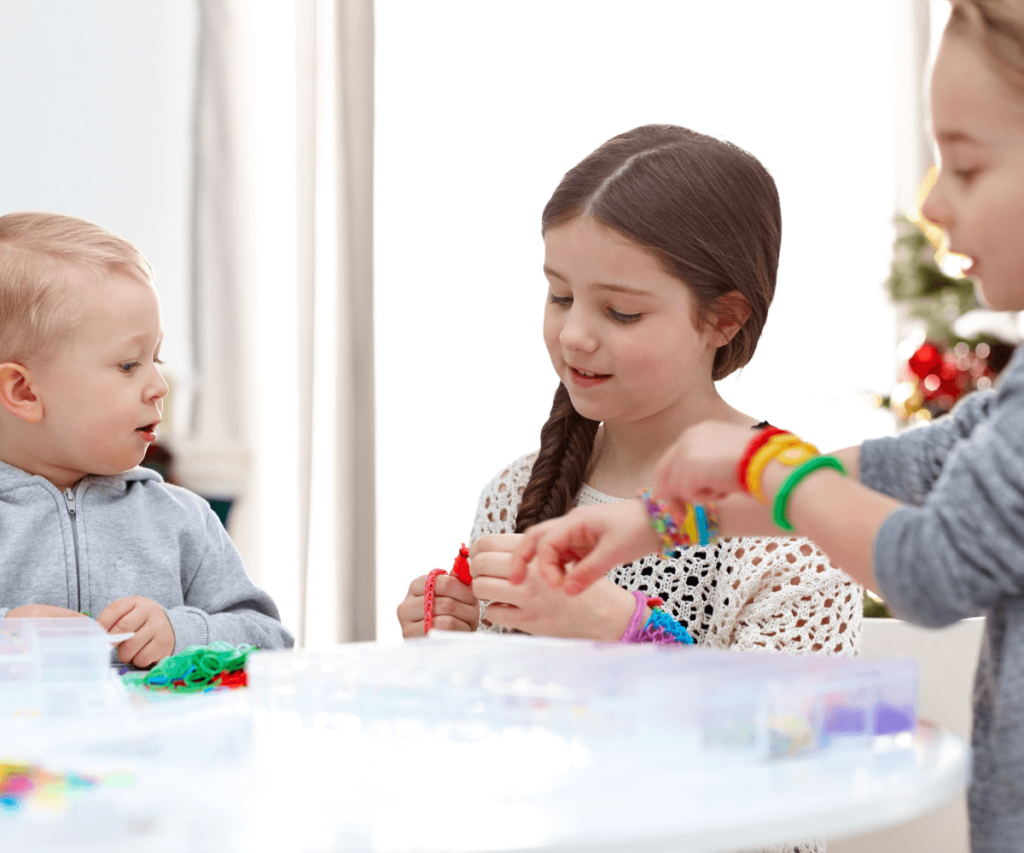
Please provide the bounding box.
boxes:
[694,506,709,547]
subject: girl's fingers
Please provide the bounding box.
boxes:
[480,602,522,632]
[470,577,518,607]
[433,574,479,604]
[509,532,540,585]
[468,534,522,559]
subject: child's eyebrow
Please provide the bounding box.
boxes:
[593,282,655,297]
[934,130,980,145]
[543,267,654,296]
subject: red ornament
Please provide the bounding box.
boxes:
[907,342,942,380]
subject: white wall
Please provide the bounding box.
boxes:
[0,0,195,424]
[375,0,902,641]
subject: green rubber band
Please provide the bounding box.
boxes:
[772,455,847,531]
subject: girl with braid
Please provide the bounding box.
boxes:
[397,124,861,670]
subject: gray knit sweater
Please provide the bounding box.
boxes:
[0,461,293,653]
[861,345,1024,853]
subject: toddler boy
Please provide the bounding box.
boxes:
[0,212,293,665]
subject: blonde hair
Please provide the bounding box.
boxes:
[948,0,1024,91]
[0,212,153,364]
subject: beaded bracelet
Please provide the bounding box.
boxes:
[637,488,718,558]
[772,455,847,531]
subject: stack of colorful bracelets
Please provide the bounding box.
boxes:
[619,589,694,646]
[737,426,846,531]
[629,489,712,643]
[636,487,719,559]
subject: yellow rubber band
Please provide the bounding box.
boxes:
[747,434,801,503]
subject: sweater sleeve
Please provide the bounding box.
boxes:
[166,499,295,652]
[860,388,997,505]
[866,350,1024,626]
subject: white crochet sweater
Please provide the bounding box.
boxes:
[471,452,863,656]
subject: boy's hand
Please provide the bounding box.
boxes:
[98,597,175,667]
[511,501,659,595]
[397,572,479,638]
[6,605,86,619]
[471,534,638,639]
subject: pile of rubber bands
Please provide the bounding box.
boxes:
[0,762,132,813]
[121,641,257,694]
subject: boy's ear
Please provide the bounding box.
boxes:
[707,291,752,347]
[0,363,43,423]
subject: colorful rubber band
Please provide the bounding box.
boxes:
[694,505,709,546]
[736,426,787,490]
[422,568,446,634]
[619,590,650,643]
[421,544,474,634]
[638,488,685,557]
[772,454,847,531]
[639,607,695,645]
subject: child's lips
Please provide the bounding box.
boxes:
[569,366,611,387]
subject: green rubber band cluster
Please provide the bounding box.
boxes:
[772,455,847,531]
[122,641,257,694]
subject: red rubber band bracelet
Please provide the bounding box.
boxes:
[736,426,788,492]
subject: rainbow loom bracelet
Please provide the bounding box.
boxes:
[638,488,717,557]
[639,607,695,645]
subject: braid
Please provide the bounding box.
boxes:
[514,383,599,533]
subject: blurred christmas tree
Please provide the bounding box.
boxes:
[881,167,1017,425]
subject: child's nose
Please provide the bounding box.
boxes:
[559,308,597,352]
[920,173,950,229]
[148,366,169,401]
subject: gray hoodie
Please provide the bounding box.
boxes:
[861,344,1024,853]
[0,460,293,653]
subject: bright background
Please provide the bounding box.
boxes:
[374,0,902,640]
[0,1,915,642]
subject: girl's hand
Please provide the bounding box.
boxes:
[396,572,479,638]
[98,596,175,667]
[654,420,755,507]
[6,604,86,619]
[510,501,659,595]
[471,534,638,639]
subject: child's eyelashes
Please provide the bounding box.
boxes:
[548,293,642,323]
[609,309,642,324]
[119,361,141,374]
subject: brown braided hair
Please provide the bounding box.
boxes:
[515,125,781,533]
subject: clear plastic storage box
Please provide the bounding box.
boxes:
[0,618,122,718]
[247,631,918,761]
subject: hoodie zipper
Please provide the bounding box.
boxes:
[63,488,82,612]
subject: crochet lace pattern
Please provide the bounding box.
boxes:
[470,453,865,853]
[471,453,862,657]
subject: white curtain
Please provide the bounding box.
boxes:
[186,0,375,647]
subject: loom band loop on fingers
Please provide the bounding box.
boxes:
[772,454,848,531]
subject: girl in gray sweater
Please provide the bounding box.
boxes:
[510,3,1024,850]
